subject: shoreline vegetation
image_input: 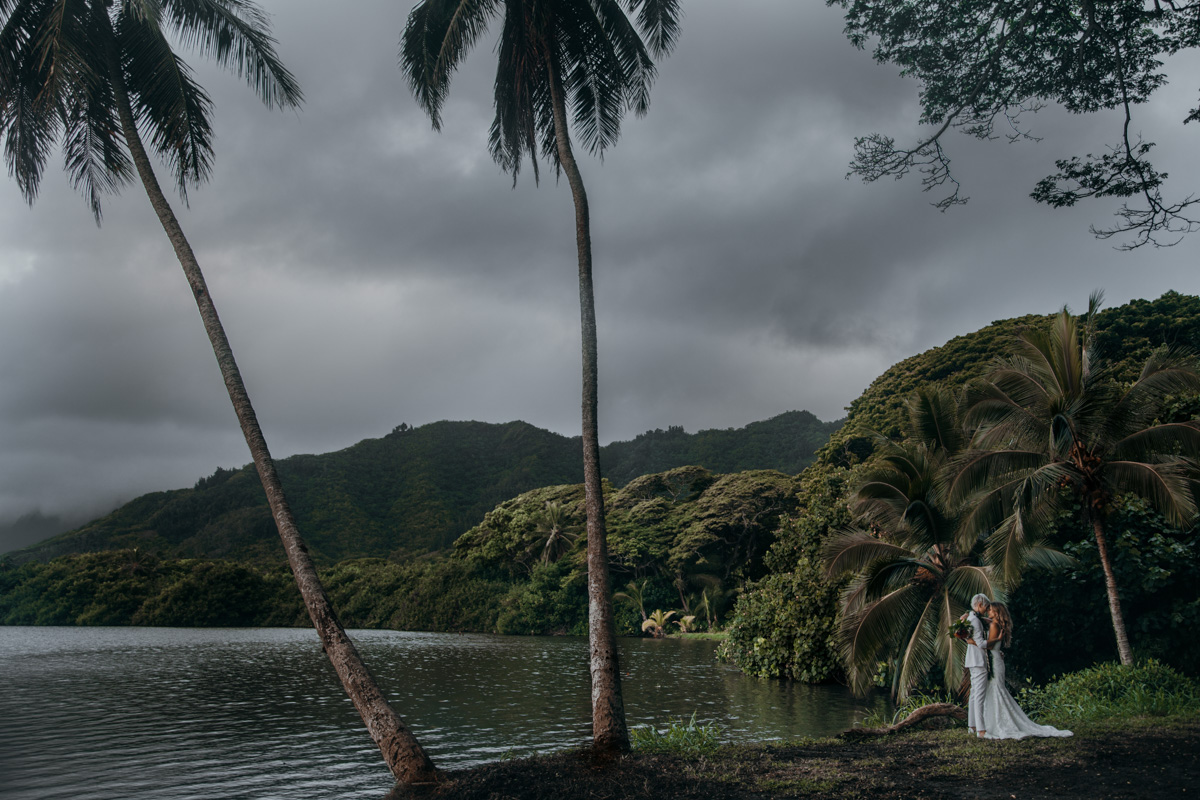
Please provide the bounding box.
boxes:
[386,717,1200,799]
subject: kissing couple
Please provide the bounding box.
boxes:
[958,593,1073,740]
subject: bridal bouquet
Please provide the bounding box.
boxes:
[950,619,972,639]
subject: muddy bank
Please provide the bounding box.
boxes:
[388,718,1199,800]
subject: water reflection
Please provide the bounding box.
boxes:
[0,627,888,800]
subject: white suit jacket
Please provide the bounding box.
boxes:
[964,611,989,669]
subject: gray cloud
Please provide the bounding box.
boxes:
[0,0,1197,552]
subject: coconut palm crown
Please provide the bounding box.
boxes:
[1,0,301,219]
[401,0,680,181]
[952,294,1200,665]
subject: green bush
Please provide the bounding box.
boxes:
[721,468,849,682]
[1017,660,1200,723]
[629,712,721,755]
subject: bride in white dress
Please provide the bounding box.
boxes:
[981,602,1072,740]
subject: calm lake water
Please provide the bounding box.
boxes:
[0,626,887,799]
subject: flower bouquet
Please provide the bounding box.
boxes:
[950,618,972,639]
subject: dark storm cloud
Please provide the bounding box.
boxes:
[0,0,1196,552]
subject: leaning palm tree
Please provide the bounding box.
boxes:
[953,295,1200,666]
[400,0,681,754]
[825,389,1004,700]
[0,1,436,783]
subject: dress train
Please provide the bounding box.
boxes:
[982,649,1072,740]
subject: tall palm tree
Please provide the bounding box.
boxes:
[825,389,1003,699]
[0,1,437,783]
[953,296,1200,666]
[401,0,681,754]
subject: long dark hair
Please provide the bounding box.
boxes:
[990,602,1014,648]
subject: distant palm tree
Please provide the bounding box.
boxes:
[401,0,681,754]
[0,1,436,783]
[641,608,675,638]
[614,578,650,623]
[952,295,1200,665]
[531,501,580,563]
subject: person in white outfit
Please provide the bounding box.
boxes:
[961,593,992,737]
[980,602,1073,740]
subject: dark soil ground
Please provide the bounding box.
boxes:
[386,717,1199,800]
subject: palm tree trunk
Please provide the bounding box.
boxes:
[103,29,438,786]
[1091,515,1134,665]
[545,52,628,755]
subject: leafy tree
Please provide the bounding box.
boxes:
[832,0,1200,248]
[824,390,1009,699]
[722,467,850,684]
[400,0,681,753]
[0,0,435,783]
[953,297,1200,665]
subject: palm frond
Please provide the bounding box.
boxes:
[1106,459,1198,528]
[943,564,998,607]
[624,0,681,57]
[839,582,927,695]
[984,505,1051,591]
[823,530,918,578]
[905,386,965,455]
[893,594,941,700]
[400,0,499,127]
[1114,421,1200,461]
[61,54,133,220]
[118,9,213,199]
[162,0,301,109]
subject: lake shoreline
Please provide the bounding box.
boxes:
[386,717,1200,799]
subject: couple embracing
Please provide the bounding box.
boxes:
[960,594,1073,740]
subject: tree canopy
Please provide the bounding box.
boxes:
[831,0,1200,248]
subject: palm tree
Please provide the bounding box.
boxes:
[641,608,675,638]
[825,389,1005,700]
[614,578,649,623]
[0,1,437,783]
[531,501,580,564]
[400,0,681,754]
[953,296,1200,665]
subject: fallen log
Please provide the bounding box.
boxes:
[841,702,966,738]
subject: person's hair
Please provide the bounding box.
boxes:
[970,593,991,609]
[989,602,1014,648]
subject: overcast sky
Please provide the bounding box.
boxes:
[0,0,1197,551]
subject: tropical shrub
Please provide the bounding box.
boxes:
[1017,661,1200,723]
[629,712,721,755]
[722,468,849,682]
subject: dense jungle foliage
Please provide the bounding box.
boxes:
[8,413,836,566]
[724,291,1200,686]
[0,466,799,636]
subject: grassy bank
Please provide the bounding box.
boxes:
[387,716,1200,799]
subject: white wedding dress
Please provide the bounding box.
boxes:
[982,648,1072,739]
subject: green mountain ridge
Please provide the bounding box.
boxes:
[7,411,838,564]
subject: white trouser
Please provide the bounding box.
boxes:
[968,666,989,733]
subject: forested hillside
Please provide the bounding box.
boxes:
[726,291,1200,686]
[7,412,837,564]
